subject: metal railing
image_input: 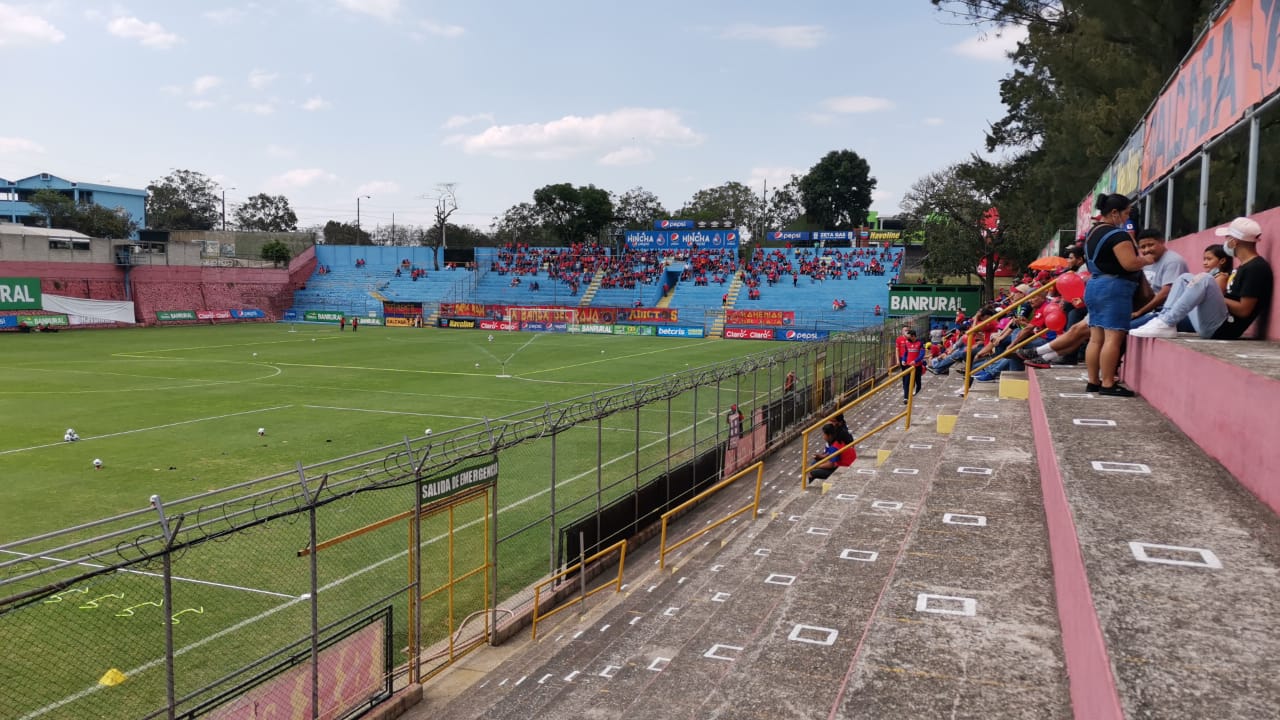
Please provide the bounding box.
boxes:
[530,540,627,640]
[800,366,916,488]
[657,461,765,570]
[962,279,1059,397]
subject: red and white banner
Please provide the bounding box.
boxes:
[724,327,774,340]
[479,320,518,331]
[196,309,232,320]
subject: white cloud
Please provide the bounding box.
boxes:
[266,144,295,158]
[451,108,702,159]
[421,19,464,37]
[722,23,825,49]
[248,69,278,90]
[806,113,835,126]
[0,136,45,154]
[0,5,65,47]
[442,113,494,129]
[599,147,654,166]
[301,96,331,111]
[107,16,181,49]
[186,99,215,111]
[271,168,338,189]
[951,25,1028,61]
[192,75,222,95]
[923,117,945,126]
[822,96,895,114]
[356,180,400,196]
[335,0,399,21]
[871,189,894,203]
[237,102,275,115]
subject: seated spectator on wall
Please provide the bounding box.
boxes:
[807,424,849,487]
[1131,217,1273,340]
[1203,244,1233,294]
[1130,229,1190,327]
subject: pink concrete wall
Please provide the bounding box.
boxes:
[1165,205,1280,340]
[1123,339,1280,515]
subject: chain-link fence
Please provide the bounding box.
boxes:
[0,317,919,720]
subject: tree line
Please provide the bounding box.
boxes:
[901,0,1219,297]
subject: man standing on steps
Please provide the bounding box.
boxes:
[897,327,925,404]
[1132,217,1273,340]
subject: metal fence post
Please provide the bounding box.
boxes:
[549,431,557,574]
[1198,151,1211,232]
[149,495,181,720]
[295,465,322,720]
[1246,113,1260,215]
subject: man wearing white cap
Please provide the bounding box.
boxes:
[1131,217,1272,339]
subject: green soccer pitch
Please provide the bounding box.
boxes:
[0,323,780,720]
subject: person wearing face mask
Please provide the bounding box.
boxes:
[1131,217,1272,340]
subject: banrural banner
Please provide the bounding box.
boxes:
[18,314,69,327]
[156,310,197,322]
[888,286,981,316]
[0,278,42,310]
[304,310,345,323]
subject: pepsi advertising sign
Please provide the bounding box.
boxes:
[775,329,829,342]
[770,231,810,242]
[653,219,696,229]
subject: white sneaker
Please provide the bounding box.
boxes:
[1130,317,1177,338]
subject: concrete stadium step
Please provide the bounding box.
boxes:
[1123,337,1280,514]
[1030,368,1280,719]
[837,378,1071,718]
[415,376,971,719]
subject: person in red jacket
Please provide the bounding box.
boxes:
[897,327,926,403]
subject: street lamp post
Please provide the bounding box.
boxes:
[356,195,371,243]
[221,187,236,232]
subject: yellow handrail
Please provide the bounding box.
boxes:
[531,539,628,640]
[963,279,1059,397]
[801,366,915,489]
[658,461,765,570]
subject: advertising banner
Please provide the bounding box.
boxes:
[438,318,478,329]
[577,307,617,325]
[653,219,696,229]
[230,309,266,319]
[439,302,485,318]
[382,301,423,318]
[283,309,299,321]
[304,310,345,323]
[768,231,810,242]
[724,327,775,340]
[724,309,794,326]
[888,287,982,316]
[156,310,197,322]
[774,328,829,341]
[521,321,569,333]
[0,278,42,311]
[615,307,678,323]
[479,320,518,331]
[868,230,902,242]
[17,314,69,327]
[358,316,384,326]
[196,309,233,321]
[386,317,414,327]
[0,316,17,328]
[568,324,614,335]
[655,325,705,338]
[625,230,739,250]
[1141,0,1275,187]
[812,231,854,242]
[611,324,657,336]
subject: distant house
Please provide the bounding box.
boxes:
[0,173,146,238]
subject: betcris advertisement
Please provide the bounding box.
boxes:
[775,329,828,342]
[655,326,705,338]
[769,231,810,242]
[653,219,696,229]
[625,230,739,250]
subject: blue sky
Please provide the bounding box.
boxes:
[0,0,1024,233]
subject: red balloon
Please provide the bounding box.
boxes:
[1044,305,1067,333]
[1056,272,1085,305]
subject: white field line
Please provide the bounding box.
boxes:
[0,405,294,457]
[0,549,296,599]
[112,336,336,356]
[519,341,705,376]
[302,405,484,421]
[503,333,540,365]
[20,412,719,720]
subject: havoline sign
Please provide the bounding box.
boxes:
[0,278,42,310]
[888,285,982,316]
